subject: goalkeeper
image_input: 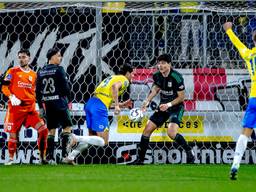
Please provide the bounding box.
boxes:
[131,54,195,165]
[223,22,256,180]
[2,49,48,165]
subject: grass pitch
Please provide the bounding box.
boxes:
[0,164,255,192]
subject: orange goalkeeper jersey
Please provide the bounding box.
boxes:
[2,66,37,105]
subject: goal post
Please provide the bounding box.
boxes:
[0,0,256,164]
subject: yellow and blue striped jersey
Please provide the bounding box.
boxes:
[226,29,256,98]
[94,75,129,108]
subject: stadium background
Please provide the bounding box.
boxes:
[0,1,256,165]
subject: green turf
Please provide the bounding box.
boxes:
[0,164,255,192]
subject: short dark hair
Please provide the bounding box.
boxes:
[18,49,30,57]
[157,54,171,64]
[119,64,133,75]
[46,48,59,61]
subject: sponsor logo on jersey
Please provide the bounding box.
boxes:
[17,81,32,88]
[160,90,173,95]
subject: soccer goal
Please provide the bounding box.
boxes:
[0,0,255,164]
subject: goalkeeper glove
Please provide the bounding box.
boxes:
[9,94,21,106]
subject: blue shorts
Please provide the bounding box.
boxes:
[243,98,256,128]
[84,97,108,132]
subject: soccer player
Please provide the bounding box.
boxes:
[37,48,105,165]
[132,54,195,165]
[223,22,256,180]
[2,49,48,165]
[36,48,73,164]
[85,64,133,145]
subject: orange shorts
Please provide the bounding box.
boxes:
[4,104,44,133]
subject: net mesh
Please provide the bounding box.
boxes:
[0,1,255,164]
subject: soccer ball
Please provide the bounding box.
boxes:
[129,108,143,122]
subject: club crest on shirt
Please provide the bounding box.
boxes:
[29,76,33,82]
[168,82,172,87]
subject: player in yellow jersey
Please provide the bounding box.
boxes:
[224,22,256,180]
[85,64,133,144]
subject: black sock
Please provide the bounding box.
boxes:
[60,132,71,158]
[47,135,55,160]
[138,135,150,162]
[174,133,191,152]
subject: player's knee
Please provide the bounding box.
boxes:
[63,126,72,133]
[142,123,156,137]
[103,138,108,146]
[167,131,177,140]
[48,129,56,136]
[167,124,178,139]
[97,132,108,145]
[9,133,17,140]
[8,136,18,143]
[100,135,108,146]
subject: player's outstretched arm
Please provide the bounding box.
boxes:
[223,22,249,59]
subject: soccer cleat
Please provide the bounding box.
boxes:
[40,159,49,165]
[230,168,238,180]
[127,159,144,165]
[62,157,76,165]
[4,159,14,166]
[187,150,195,164]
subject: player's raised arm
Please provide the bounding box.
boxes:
[223,22,250,59]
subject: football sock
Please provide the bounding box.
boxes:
[74,135,105,146]
[60,132,72,158]
[47,135,55,160]
[138,135,150,162]
[66,135,105,161]
[37,125,48,160]
[8,137,17,160]
[232,134,248,169]
[174,133,191,152]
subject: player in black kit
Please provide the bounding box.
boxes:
[36,48,73,164]
[133,54,195,164]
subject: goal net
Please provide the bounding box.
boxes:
[0,0,256,164]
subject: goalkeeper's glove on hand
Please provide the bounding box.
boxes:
[9,94,21,106]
